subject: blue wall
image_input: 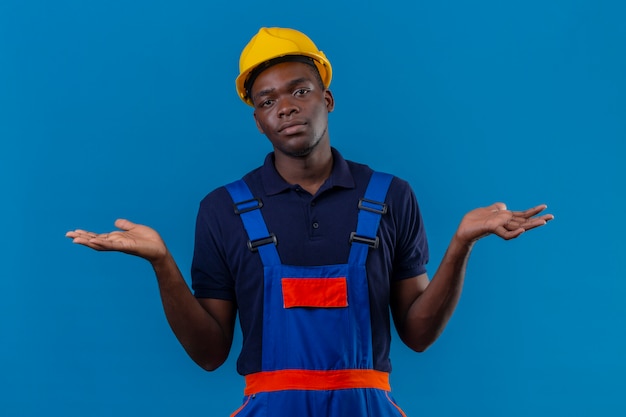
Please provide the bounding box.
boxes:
[1,1,624,416]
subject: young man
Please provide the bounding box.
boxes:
[67,27,553,416]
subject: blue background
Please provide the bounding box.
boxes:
[1,1,624,416]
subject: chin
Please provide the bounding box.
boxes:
[285,134,327,158]
[288,146,315,157]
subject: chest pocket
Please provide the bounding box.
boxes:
[282,277,348,308]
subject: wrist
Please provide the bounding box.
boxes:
[451,232,476,252]
[149,249,173,271]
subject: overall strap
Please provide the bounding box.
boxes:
[348,171,394,265]
[225,180,281,266]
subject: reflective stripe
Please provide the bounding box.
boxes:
[244,369,391,395]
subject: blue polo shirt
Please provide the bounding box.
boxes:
[191,148,429,375]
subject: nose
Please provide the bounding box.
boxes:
[278,96,299,117]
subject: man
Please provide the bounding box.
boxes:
[66,27,553,416]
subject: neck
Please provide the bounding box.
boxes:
[273,144,333,195]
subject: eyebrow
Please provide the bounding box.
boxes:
[253,77,312,101]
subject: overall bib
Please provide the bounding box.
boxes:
[226,172,407,417]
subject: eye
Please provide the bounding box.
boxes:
[260,99,274,108]
[294,88,310,96]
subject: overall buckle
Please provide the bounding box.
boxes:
[247,233,278,252]
[349,232,379,249]
[233,198,263,214]
[358,198,387,215]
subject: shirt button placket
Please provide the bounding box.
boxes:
[310,198,320,236]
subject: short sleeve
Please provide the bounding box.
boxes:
[388,178,429,281]
[191,188,237,301]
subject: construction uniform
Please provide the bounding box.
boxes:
[192,149,429,416]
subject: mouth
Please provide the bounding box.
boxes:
[278,121,307,134]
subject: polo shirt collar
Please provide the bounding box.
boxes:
[261,147,356,196]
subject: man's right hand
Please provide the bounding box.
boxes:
[66,219,168,264]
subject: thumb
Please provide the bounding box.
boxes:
[114,218,136,231]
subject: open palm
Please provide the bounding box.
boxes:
[66,219,168,263]
[456,203,554,243]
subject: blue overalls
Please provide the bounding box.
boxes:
[225,172,407,417]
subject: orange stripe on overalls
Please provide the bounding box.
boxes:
[244,369,391,395]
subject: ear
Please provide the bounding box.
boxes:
[253,111,266,134]
[324,89,335,113]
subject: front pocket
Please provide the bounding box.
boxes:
[385,392,408,417]
[281,277,348,308]
[229,396,251,417]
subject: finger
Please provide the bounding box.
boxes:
[92,231,128,243]
[66,229,97,237]
[511,204,549,219]
[503,218,522,231]
[494,225,525,240]
[69,236,112,250]
[66,231,96,240]
[490,202,508,212]
[86,236,130,251]
[114,218,136,231]
[518,217,550,232]
[68,236,93,245]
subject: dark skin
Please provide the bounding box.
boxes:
[66,61,554,370]
[251,62,335,194]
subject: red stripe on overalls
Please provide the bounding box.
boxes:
[244,369,391,395]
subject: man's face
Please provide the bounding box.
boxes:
[250,61,334,158]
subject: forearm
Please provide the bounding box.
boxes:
[399,236,473,351]
[151,252,232,371]
[396,202,553,351]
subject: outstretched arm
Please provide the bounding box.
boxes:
[66,219,236,371]
[391,203,554,352]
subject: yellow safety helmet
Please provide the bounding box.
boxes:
[236,27,332,106]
